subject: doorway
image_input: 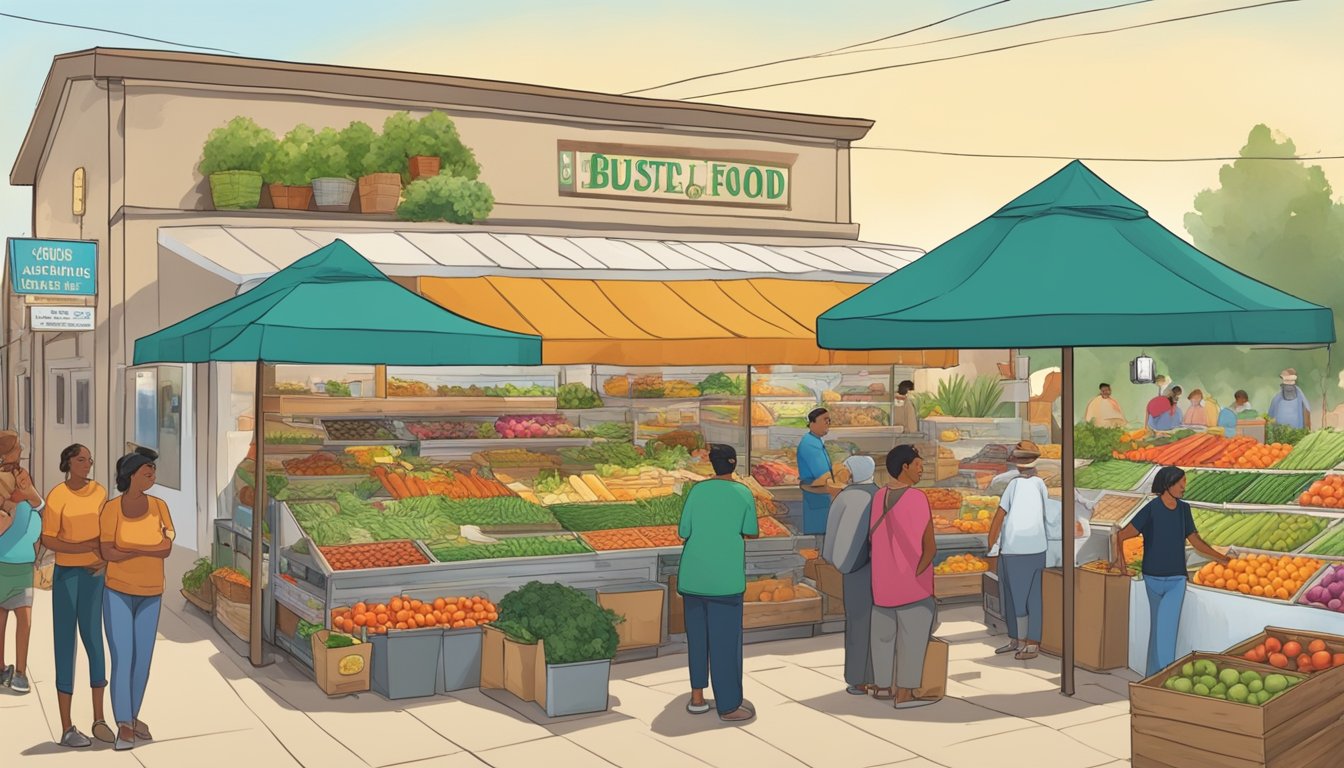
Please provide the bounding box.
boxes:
[45,367,93,488]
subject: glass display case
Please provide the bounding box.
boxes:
[384,367,558,398]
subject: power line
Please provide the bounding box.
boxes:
[853,146,1344,162]
[818,0,1157,60]
[678,0,1301,101]
[0,11,239,54]
[622,0,1011,96]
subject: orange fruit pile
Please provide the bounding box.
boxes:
[331,594,497,635]
[1299,476,1344,508]
[1244,635,1344,673]
[1215,442,1292,469]
[1193,554,1320,600]
[934,553,989,575]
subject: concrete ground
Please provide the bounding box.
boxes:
[2,552,1135,768]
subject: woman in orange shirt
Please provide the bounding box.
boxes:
[99,448,173,752]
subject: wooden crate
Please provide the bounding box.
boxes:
[215,596,251,643]
[1224,627,1344,681]
[1130,652,1344,767]
[743,584,822,629]
[934,572,983,599]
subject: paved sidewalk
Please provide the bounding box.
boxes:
[2,553,1135,768]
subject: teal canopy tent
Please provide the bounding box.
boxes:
[134,240,541,665]
[818,161,1334,694]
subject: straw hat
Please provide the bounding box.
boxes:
[1009,440,1041,467]
[1281,368,1298,385]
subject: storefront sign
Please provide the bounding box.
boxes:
[557,142,793,209]
[29,305,94,331]
[7,237,97,296]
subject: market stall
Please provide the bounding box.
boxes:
[816,160,1336,695]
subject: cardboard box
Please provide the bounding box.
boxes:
[1129,651,1344,767]
[1040,566,1130,671]
[597,582,666,650]
[480,625,505,689]
[915,637,949,701]
[214,594,251,643]
[310,630,372,697]
[504,635,543,703]
[667,575,684,635]
[814,560,844,605]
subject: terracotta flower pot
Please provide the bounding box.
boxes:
[358,173,402,214]
[408,155,441,181]
[267,183,313,210]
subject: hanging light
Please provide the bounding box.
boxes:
[1130,354,1155,384]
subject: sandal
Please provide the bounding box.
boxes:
[92,721,116,744]
[846,684,873,696]
[686,700,711,715]
[994,642,1020,655]
[872,687,896,700]
[133,720,152,741]
[1014,645,1040,661]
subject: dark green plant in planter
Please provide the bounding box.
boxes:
[262,125,315,210]
[309,127,355,211]
[406,111,481,182]
[397,173,495,223]
[497,581,621,665]
[199,117,277,209]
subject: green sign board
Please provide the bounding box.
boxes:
[558,143,792,209]
[8,238,97,296]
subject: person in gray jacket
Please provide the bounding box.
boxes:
[821,455,880,695]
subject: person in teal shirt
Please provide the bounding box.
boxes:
[678,444,758,723]
[798,408,838,535]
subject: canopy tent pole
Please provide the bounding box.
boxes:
[250,359,268,667]
[1061,347,1076,696]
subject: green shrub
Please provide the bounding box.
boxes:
[397,173,495,223]
[200,117,277,175]
[261,124,315,186]
[497,581,621,665]
[306,128,351,180]
[407,111,481,181]
[360,113,415,175]
[337,121,376,176]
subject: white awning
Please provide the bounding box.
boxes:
[158,226,922,287]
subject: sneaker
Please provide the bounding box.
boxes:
[114,724,135,752]
[0,664,12,687]
[9,670,29,694]
[59,726,92,748]
[994,642,1020,655]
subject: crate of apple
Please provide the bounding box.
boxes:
[494,414,582,439]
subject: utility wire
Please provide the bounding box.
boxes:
[623,0,1012,95]
[678,0,1301,100]
[853,146,1344,162]
[0,11,239,54]
[818,0,1156,60]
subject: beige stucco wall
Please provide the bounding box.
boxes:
[122,84,845,228]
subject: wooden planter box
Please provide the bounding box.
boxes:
[181,578,215,613]
[1130,652,1341,768]
[743,584,822,629]
[214,594,250,643]
[1041,565,1130,671]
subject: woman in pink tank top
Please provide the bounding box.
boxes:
[868,446,938,708]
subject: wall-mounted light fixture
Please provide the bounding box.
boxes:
[1130,354,1155,384]
[72,167,86,217]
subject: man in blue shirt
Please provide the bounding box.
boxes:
[1268,369,1311,430]
[798,408,839,535]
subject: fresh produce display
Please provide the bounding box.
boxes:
[1116,434,1258,467]
[1190,508,1328,552]
[387,377,435,397]
[323,419,400,441]
[1124,537,1144,571]
[181,558,214,594]
[751,379,808,396]
[1298,475,1344,509]
[1074,422,1126,461]
[1233,473,1321,506]
[926,488,965,511]
[1081,560,1130,575]
[585,466,693,502]
[283,452,358,477]
[751,402,775,426]
[296,619,323,641]
[1038,444,1062,459]
[332,594,498,635]
[581,528,655,550]
[213,567,251,590]
[551,502,680,532]
[1192,554,1321,600]
[278,477,383,501]
[265,428,324,445]
[1076,461,1152,491]
[1305,524,1344,556]
[343,445,409,468]
[588,421,634,442]
[1158,658,1301,705]
[1240,632,1344,672]
[559,442,661,469]
[1088,494,1143,525]
[1216,442,1293,469]
[752,461,799,488]
[746,578,813,603]
[476,448,559,468]
[428,535,590,563]
[373,465,513,499]
[634,526,685,547]
[827,405,888,427]
[404,420,488,440]
[496,582,621,665]
[1181,471,1259,504]
[435,497,558,527]
[934,554,988,574]
[271,382,312,395]
[1267,422,1311,446]
[756,516,791,537]
[1299,564,1344,615]
[291,495,459,546]
[494,413,584,439]
[936,509,992,534]
[556,382,603,409]
[698,372,746,396]
[1276,429,1344,470]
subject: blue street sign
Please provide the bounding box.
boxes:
[8,238,98,296]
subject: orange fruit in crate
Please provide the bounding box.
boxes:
[1312,651,1332,670]
[1269,653,1289,668]
[1309,639,1327,654]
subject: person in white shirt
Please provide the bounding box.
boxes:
[1084,383,1127,428]
[986,441,1049,660]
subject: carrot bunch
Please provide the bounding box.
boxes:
[1117,434,1257,467]
[373,466,512,499]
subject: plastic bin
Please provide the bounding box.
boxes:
[370,628,443,700]
[438,626,483,693]
[541,659,612,717]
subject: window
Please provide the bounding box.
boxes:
[75,377,90,426]
[130,366,183,489]
[55,374,66,425]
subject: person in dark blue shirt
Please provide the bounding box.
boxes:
[1113,466,1229,675]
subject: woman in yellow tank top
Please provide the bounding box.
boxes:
[99,448,173,752]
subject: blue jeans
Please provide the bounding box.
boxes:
[682,593,744,715]
[1144,575,1186,676]
[53,565,107,695]
[103,589,161,726]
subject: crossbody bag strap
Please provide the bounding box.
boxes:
[870,486,909,536]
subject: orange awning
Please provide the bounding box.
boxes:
[418,276,958,367]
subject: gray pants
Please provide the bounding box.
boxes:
[998,552,1046,642]
[842,566,875,687]
[870,597,937,690]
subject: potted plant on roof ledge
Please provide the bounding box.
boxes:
[358,123,407,215]
[406,110,481,182]
[308,127,355,211]
[397,173,495,223]
[199,116,277,210]
[262,124,315,210]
